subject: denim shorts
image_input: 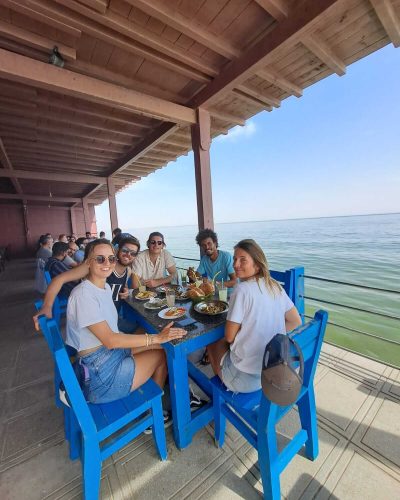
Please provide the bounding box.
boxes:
[221,351,261,393]
[80,346,135,404]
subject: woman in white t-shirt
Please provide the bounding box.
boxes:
[207,239,302,393]
[66,239,186,404]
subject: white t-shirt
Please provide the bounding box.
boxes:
[228,279,294,375]
[66,279,119,351]
[132,249,175,280]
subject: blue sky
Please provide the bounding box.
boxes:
[95,44,400,235]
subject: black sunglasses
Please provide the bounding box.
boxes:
[120,247,138,257]
[150,240,163,245]
[93,255,116,264]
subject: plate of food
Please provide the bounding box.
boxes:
[135,290,157,301]
[175,289,190,301]
[155,285,168,294]
[144,298,167,310]
[194,300,229,316]
[158,307,187,319]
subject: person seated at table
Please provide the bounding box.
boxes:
[44,242,79,298]
[74,237,88,263]
[35,237,141,333]
[195,228,237,288]
[64,238,186,404]
[132,232,176,289]
[207,239,302,393]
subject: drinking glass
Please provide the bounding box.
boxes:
[166,288,176,307]
[218,286,228,302]
[139,285,146,293]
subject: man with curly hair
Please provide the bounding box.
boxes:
[195,229,237,288]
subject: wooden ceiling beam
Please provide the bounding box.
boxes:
[0,193,81,203]
[256,67,302,97]
[78,0,107,15]
[3,137,124,156]
[237,84,281,107]
[231,89,272,111]
[209,110,246,126]
[51,0,214,82]
[302,33,346,76]
[253,0,290,22]
[0,168,107,184]
[8,153,111,168]
[370,0,400,47]
[0,49,196,124]
[3,0,82,38]
[190,0,341,108]
[0,137,23,194]
[124,0,239,59]
[5,143,119,160]
[0,20,76,61]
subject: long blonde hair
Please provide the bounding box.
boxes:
[234,239,282,295]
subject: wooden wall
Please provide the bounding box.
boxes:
[0,203,97,257]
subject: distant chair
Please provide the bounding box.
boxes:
[210,310,328,500]
[37,314,167,500]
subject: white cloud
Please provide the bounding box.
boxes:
[216,120,256,142]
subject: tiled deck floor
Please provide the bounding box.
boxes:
[0,259,399,499]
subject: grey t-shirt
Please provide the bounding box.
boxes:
[36,246,52,263]
[66,279,119,351]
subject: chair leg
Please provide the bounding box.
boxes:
[212,388,226,447]
[82,441,102,500]
[258,401,280,500]
[68,410,81,461]
[151,399,167,461]
[298,388,319,460]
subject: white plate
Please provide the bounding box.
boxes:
[158,307,187,319]
[144,299,167,310]
[135,291,157,301]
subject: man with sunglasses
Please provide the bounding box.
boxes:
[34,237,141,333]
[132,232,176,288]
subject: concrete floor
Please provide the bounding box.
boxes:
[0,259,399,499]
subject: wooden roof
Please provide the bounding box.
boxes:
[0,0,399,208]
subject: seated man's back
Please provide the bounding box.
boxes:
[45,242,78,298]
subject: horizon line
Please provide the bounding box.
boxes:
[129,211,400,231]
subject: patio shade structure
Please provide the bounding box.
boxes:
[0,0,399,252]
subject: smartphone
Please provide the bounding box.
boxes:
[175,318,197,328]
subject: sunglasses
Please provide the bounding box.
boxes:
[93,255,117,264]
[150,240,163,246]
[120,247,138,257]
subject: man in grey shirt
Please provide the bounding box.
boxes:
[36,234,53,263]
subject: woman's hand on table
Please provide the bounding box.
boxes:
[155,321,187,344]
[33,304,53,331]
[144,279,158,288]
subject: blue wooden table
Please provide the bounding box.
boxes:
[122,267,304,449]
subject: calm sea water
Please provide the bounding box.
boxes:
[128,213,400,367]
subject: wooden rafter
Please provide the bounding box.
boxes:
[0,168,107,184]
[0,49,196,124]
[190,0,341,108]
[0,137,23,194]
[0,20,76,61]
[257,67,302,97]
[302,33,346,76]
[370,0,400,47]
[254,0,290,21]
[0,193,81,203]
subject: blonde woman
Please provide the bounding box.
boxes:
[207,239,302,393]
[66,239,186,404]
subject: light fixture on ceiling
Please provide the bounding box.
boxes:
[49,46,64,68]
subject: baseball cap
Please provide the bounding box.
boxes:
[261,334,304,407]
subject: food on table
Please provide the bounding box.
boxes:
[186,287,205,299]
[201,303,226,314]
[136,290,156,299]
[165,307,186,317]
[199,280,214,295]
[144,298,167,309]
[187,267,201,283]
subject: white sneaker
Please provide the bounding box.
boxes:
[144,410,172,434]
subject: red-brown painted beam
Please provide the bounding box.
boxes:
[191,109,214,231]
[0,168,107,184]
[107,178,118,231]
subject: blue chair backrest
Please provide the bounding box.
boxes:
[44,270,52,286]
[270,266,305,321]
[38,315,97,438]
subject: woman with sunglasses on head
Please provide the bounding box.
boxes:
[65,238,186,404]
[207,239,302,393]
[132,232,177,289]
[33,237,142,333]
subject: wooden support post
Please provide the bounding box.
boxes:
[107,178,118,231]
[191,108,214,231]
[82,198,91,233]
[70,207,77,235]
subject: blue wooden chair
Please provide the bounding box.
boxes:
[37,315,167,500]
[210,310,328,500]
[44,271,68,325]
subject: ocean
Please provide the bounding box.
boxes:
[127,213,400,367]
